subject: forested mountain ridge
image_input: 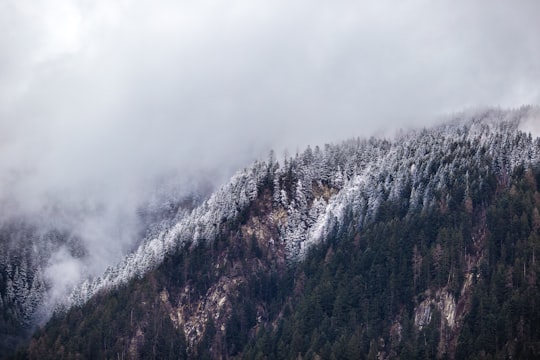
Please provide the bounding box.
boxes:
[62,107,539,309]
[10,107,540,359]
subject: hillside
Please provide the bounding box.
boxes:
[0,190,203,357]
[9,107,540,359]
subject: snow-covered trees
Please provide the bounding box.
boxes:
[65,107,540,311]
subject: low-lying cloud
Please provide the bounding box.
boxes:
[1,0,539,303]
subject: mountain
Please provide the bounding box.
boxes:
[8,107,540,359]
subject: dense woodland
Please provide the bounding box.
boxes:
[242,165,540,359]
[14,161,540,359]
[3,108,540,359]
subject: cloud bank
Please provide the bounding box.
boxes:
[1,0,539,295]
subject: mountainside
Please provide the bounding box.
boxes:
[9,107,540,359]
[0,223,67,354]
[0,189,205,357]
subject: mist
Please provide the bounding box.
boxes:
[1,0,540,305]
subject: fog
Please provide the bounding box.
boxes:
[1,0,539,303]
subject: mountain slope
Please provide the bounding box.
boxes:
[64,107,539,306]
[241,163,540,359]
[15,107,540,359]
[0,189,205,358]
[0,223,57,355]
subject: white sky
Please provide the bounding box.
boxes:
[1,0,539,279]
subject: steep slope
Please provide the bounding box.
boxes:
[242,163,540,359]
[0,190,204,358]
[64,107,539,306]
[17,107,540,359]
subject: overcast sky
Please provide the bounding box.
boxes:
[2,0,540,200]
[1,0,540,289]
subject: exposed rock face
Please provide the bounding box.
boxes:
[413,208,488,359]
[168,276,241,348]
[415,290,456,330]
